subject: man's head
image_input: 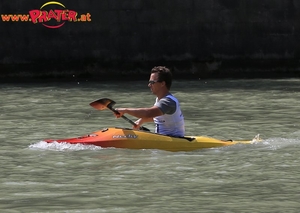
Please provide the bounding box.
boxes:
[150,66,172,90]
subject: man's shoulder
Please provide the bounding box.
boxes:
[160,95,176,105]
[156,95,177,114]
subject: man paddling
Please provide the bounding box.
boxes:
[114,66,185,137]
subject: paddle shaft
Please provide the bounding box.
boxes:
[89,98,150,131]
[108,105,137,126]
[106,104,150,131]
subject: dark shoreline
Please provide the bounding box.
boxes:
[1,59,300,83]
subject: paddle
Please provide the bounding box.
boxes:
[89,98,150,131]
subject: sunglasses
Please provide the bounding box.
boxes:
[148,80,161,85]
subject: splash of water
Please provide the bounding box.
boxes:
[29,141,104,151]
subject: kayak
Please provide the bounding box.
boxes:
[44,127,261,152]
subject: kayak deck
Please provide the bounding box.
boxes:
[44,127,261,152]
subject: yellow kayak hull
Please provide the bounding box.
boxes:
[45,127,261,152]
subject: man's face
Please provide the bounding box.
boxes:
[148,73,162,94]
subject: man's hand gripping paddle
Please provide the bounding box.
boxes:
[89,98,150,131]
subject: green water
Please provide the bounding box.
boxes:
[1,79,300,212]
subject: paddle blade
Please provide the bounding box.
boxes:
[89,98,116,110]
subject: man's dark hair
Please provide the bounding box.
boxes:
[151,66,172,90]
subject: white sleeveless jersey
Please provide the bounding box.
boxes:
[153,95,185,137]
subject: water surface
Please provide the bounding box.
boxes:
[1,79,300,212]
